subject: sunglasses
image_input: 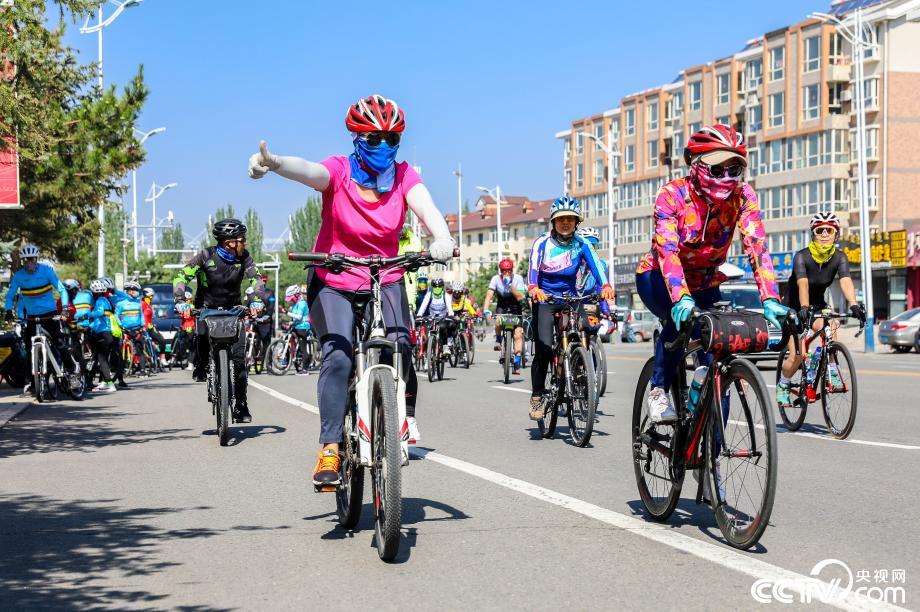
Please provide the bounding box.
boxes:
[705,163,745,179]
[813,226,837,236]
[360,131,401,147]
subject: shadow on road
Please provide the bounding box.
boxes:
[0,493,229,610]
[200,425,286,445]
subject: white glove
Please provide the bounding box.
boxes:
[248,140,281,179]
[429,238,456,262]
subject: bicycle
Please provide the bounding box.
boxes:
[267,326,317,375]
[426,317,446,382]
[289,248,455,561]
[244,317,265,375]
[495,313,524,384]
[444,317,469,369]
[122,328,152,377]
[631,306,780,550]
[460,314,476,366]
[22,314,86,402]
[197,307,246,447]
[775,308,864,439]
[413,317,429,372]
[583,310,611,397]
[533,294,599,447]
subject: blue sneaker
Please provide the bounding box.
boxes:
[776,381,791,407]
[514,354,522,372]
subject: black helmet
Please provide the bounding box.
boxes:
[213,218,247,241]
[431,278,444,288]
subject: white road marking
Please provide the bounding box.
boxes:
[249,379,902,612]
[490,385,531,394]
[725,419,920,450]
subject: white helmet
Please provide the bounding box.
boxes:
[809,211,841,232]
[124,280,141,291]
[19,244,39,259]
[285,285,300,299]
[450,280,465,293]
[101,277,115,290]
[576,227,600,243]
[89,279,107,294]
[244,287,255,296]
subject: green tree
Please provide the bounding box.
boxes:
[244,208,264,263]
[160,223,185,265]
[202,204,237,249]
[279,197,322,289]
[0,1,148,269]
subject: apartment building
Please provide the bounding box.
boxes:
[557,0,920,316]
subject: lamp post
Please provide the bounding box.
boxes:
[452,164,464,281]
[476,185,504,260]
[582,132,621,280]
[80,0,144,278]
[131,126,165,261]
[144,181,177,256]
[812,8,878,352]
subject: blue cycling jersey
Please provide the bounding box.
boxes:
[88,294,115,334]
[4,264,61,317]
[578,259,611,315]
[73,290,94,328]
[528,233,608,295]
[115,296,145,330]
[289,300,310,330]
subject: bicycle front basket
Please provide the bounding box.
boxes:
[205,315,241,342]
[698,311,769,357]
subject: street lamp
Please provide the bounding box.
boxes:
[811,8,878,353]
[453,164,464,281]
[131,126,165,261]
[476,185,505,260]
[80,0,144,278]
[144,181,177,256]
[581,132,620,280]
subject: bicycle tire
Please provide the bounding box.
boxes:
[370,368,402,561]
[591,337,607,397]
[458,333,469,369]
[427,334,437,383]
[217,349,231,447]
[775,348,807,431]
[336,400,365,528]
[66,361,87,401]
[502,330,512,384]
[467,330,475,365]
[123,340,135,377]
[631,356,682,521]
[707,357,777,550]
[537,390,559,438]
[268,339,292,375]
[566,345,597,447]
[821,342,857,439]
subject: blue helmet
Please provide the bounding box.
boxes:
[576,227,600,245]
[550,197,582,221]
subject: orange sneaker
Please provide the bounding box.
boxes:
[312,449,340,486]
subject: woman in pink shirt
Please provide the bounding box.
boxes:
[248,95,454,486]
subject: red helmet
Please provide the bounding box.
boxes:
[498,258,514,272]
[345,94,406,133]
[683,124,746,166]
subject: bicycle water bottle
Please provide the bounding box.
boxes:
[687,366,708,413]
[806,346,822,384]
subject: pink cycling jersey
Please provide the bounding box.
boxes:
[636,177,780,303]
[314,156,421,291]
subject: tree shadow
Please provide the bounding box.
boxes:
[0,493,236,610]
[200,425,286,445]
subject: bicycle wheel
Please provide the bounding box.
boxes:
[458,333,469,369]
[336,399,365,528]
[427,334,437,383]
[502,330,512,384]
[370,368,402,561]
[821,342,857,439]
[217,349,231,447]
[66,361,87,401]
[706,357,777,550]
[631,357,682,521]
[123,341,135,377]
[775,348,807,431]
[566,345,597,447]
[467,330,475,365]
[268,339,291,375]
[537,387,559,439]
[591,337,607,397]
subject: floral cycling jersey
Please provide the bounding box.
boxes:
[636,177,779,303]
[528,232,609,295]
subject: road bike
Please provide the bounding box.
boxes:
[444,317,469,370]
[426,317,446,382]
[412,317,429,372]
[122,328,153,377]
[289,248,456,561]
[533,294,599,447]
[775,308,865,439]
[198,307,246,447]
[22,314,86,402]
[460,314,476,366]
[495,313,524,384]
[631,306,780,550]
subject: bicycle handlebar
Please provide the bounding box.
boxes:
[541,293,602,306]
[288,248,460,270]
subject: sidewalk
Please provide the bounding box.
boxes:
[0,386,31,431]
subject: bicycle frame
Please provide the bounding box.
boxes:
[786,310,860,404]
[31,323,64,380]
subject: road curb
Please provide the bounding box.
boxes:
[0,394,32,431]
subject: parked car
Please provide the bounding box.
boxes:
[717,283,783,362]
[626,309,661,342]
[878,308,920,353]
[143,283,181,352]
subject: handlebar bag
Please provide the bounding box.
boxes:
[205,315,241,342]
[698,311,769,357]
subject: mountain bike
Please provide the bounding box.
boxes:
[583,310,609,397]
[23,314,86,402]
[122,328,152,377]
[461,314,476,366]
[775,308,865,439]
[444,317,469,369]
[426,317,446,382]
[413,317,429,372]
[533,294,599,447]
[198,307,246,447]
[243,317,265,374]
[631,306,780,550]
[495,313,523,384]
[289,248,455,561]
[267,326,317,375]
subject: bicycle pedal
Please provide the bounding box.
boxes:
[314,483,337,493]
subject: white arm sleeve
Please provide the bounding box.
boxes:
[416,292,431,318]
[271,156,331,191]
[406,184,453,255]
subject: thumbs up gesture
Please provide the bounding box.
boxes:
[248,140,281,179]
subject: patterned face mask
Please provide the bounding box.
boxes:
[691,162,740,203]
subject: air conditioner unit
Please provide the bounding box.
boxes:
[840,90,853,102]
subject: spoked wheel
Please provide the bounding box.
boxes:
[336,399,365,528]
[821,342,857,439]
[775,348,807,431]
[268,339,292,375]
[370,368,402,561]
[537,388,559,439]
[66,363,87,400]
[706,358,777,550]
[427,335,438,383]
[216,350,231,447]
[458,334,469,369]
[502,331,512,384]
[631,357,682,521]
[35,372,50,403]
[467,331,475,365]
[566,345,597,447]
[591,338,607,397]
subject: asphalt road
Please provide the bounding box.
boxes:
[1,341,918,610]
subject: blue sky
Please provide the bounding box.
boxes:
[61,0,831,242]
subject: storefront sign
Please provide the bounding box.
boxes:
[727,251,794,281]
[614,262,637,291]
[841,230,907,269]
[907,227,920,268]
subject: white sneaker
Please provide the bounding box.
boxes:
[647,387,676,424]
[95,382,117,394]
[407,417,420,445]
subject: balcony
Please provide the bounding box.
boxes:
[827,60,850,82]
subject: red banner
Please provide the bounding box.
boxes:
[0,136,18,209]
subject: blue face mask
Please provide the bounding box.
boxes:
[350,137,399,193]
[215,246,238,263]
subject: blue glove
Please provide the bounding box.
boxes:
[762,298,791,330]
[670,296,696,328]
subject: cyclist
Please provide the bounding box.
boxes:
[247,94,454,485]
[87,279,118,393]
[482,257,527,371]
[173,291,196,369]
[4,244,79,393]
[527,198,613,419]
[576,227,614,339]
[117,281,149,375]
[99,277,131,388]
[287,285,313,375]
[246,297,272,374]
[415,272,429,311]
[399,223,423,307]
[776,211,865,404]
[140,287,169,367]
[635,124,789,423]
[417,278,457,357]
[173,218,265,424]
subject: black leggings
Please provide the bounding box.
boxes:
[307,278,417,445]
[293,328,313,369]
[91,332,115,382]
[530,302,585,397]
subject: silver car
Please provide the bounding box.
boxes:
[627,309,661,342]
[878,308,920,353]
[718,283,783,362]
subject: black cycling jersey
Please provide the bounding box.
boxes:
[173,246,263,309]
[783,247,850,310]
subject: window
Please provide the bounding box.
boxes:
[672,132,684,160]
[624,144,635,173]
[830,129,848,164]
[610,117,620,142]
[768,140,782,173]
[478,232,483,246]
[786,137,803,170]
[862,78,880,109]
[594,158,604,184]
[829,32,845,64]
[624,109,636,137]
[806,134,820,167]
[594,123,604,150]
[770,46,785,81]
[564,138,571,162]
[564,168,571,190]
[802,84,820,121]
[689,81,702,111]
[575,130,584,155]
[832,178,848,212]
[747,104,763,133]
[769,92,784,127]
[716,115,730,127]
[671,91,683,118]
[863,25,880,60]
[648,140,659,168]
[513,228,519,240]
[748,148,760,178]
[864,126,880,159]
[576,163,584,189]
[828,83,843,114]
[716,73,730,105]
[647,101,659,131]
[745,59,763,90]
[803,35,821,73]
[688,121,701,137]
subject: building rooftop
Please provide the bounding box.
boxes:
[439,197,552,233]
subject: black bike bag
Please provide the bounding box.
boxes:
[0,331,18,348]
[205,315,241,342]
[698,311,769,357]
